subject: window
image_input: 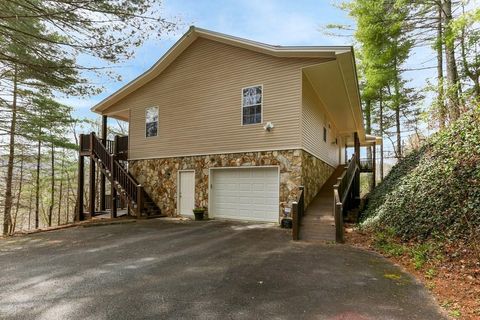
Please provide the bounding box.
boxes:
[242,85,262,125]
[323,126,327,142]
[145,106,158,137]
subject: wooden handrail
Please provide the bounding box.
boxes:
[89,132,143,215]
[333,154,359,243]
[292,186,304,241]
[99,138,115,154]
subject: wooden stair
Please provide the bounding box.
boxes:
[299,166,346,241]
[90,134,162,218]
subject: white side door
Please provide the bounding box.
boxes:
[178,171,195,216]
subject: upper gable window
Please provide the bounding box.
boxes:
[145,106,158,138]
[242,85,262,125]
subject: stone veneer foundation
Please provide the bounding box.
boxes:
[130,149,334,219]
[301,151,335,206]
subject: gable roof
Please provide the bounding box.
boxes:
[91,26,355,114]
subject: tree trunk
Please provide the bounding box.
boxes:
[35,137,42,229]
[11,150,25,235]
[437,3,446,128]
[393,58,402,159]
[395,106,401,158]
[48,143,55,226]
[364,99,372,189]
[443,0,461,120]
[28,187,33,230]
[379,91,384,181]
[458,6,480,100]
[3,66,18,235]
[473,77,480,99]
[57,150,65,226]
[66,169,74,224]
[365,99,372,160]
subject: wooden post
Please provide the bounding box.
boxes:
[353,132,361,201]
[77,137,85,221]
[114,135,119,156]
[354,132,360,165]
[292,201,298,240]
[89,156,96,218]
[136,185,143,218]
[111,184,117,219]
[110,154,117,218]
[100,115,107,211]
[334,203,345,243]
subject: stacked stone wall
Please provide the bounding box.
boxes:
[130,149,333,218]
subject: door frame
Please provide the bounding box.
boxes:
[208,166,280,222]
[177,169,195,216]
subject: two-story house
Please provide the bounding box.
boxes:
[78,27,378,236]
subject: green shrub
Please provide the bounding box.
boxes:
[361,107,480,244]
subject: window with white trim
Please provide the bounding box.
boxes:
[145,106,158,137]
[242,85,262,125]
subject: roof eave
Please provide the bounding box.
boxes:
[91,26,353,114]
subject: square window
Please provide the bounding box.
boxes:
[242,85,262,125]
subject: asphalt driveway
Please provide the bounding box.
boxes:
[0,219,446,320]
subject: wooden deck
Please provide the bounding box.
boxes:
[299,166,346,242]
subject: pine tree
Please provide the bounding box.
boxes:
[0,0,176,234]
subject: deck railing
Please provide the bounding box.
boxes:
[292,186,305,241]
[80,134,91,152]
[333,154,358,243]
[80,132,128,157]
[88,132,143,217]
[359,158,373,171]
[93,134,112,172]
[115,135,128,156]
[100,138,115,154]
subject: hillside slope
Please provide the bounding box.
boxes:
[362,107,480,243]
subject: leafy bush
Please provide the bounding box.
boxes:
[361,106,480,244]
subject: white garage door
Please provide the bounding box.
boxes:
[210,167,279,222]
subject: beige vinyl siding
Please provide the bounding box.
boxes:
[105,38,328,160]
[301,74,340,167]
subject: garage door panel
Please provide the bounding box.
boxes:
[265,183,277,191]
[210,167,279,222]
[239,183,251,191]
[265,198,278,205]
[251,197,266,204]
[252,183,265,191]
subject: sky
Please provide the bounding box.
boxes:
[69,0,355,119]
[69,0,439,146]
